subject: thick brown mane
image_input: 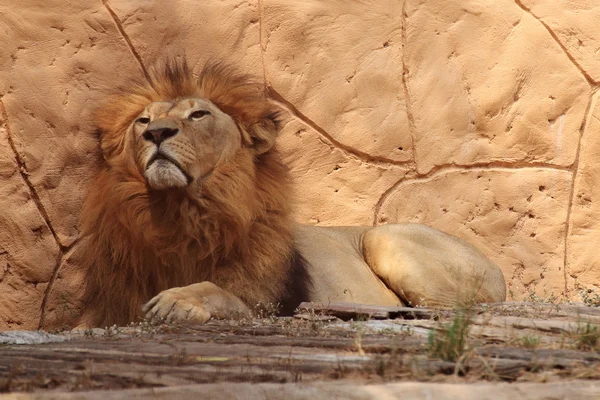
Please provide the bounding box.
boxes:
[79,60,303,327]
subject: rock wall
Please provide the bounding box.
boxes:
[1,0,600,330]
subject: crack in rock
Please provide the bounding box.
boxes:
[0,100,68,328]
[0,101,64,251]
[38,237,81,330]
[373,162,574,226]
[102,0,154,88]
[562,89,598,297]
[267,87,414,168]
[514,0,597,85]
[256,4,413,169]
[400,0,418,169]
[0,260,9,283]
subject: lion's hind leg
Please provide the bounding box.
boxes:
[361,224,506,308]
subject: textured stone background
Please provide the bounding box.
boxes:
[1,0,600,330]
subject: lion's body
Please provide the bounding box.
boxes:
[295,223,506,307]
[78,60,505,328]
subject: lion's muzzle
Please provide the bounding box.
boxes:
[140,118,192,190]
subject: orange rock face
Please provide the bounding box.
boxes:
[1,0,599,330]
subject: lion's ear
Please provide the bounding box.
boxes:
[241,112,281,155]
[249,118,278,154]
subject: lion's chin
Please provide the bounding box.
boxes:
[144,160,189,190]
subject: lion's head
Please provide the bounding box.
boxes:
[95,60,280,192]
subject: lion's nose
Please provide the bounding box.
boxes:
[143,119,179,145]
[143,127,179,145]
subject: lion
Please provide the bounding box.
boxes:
[77,60,506,328]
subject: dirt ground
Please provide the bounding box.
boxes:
[3,302,600,399]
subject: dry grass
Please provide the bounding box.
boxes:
[574,322,600,350]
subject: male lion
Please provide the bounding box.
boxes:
[78,60,506,327]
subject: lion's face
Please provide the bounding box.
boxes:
[131,98,242,190]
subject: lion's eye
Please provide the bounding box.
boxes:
[189,110,211,120]
[136,117,150,125]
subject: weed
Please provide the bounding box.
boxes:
[103,324,121,338]
[306,308,326,335]
[575,322,600,350]
[252,302,280,322]
[525,282,560,304]
[428,309,471,362]
[520,335,541,349]
[575,284,600,307]
[354,321,366,356]
[525,290,560,304]
[378,327,399,335]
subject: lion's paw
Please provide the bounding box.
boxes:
[142,287,211,325]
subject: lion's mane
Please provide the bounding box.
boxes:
[79,60,305,327]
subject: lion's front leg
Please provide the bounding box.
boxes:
[142,281,250,324]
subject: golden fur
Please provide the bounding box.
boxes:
[79,60,298,327]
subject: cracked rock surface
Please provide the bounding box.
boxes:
[1,0,600,330]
